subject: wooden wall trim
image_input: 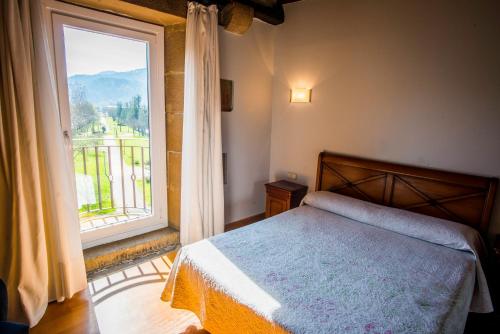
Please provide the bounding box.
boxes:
[225,213,265,232]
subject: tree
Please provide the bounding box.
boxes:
[70,84,99,134]
[112,95,149,136]
[138,103,149,135]
[72,101,99,133]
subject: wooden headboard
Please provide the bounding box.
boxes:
[316,152,498,234]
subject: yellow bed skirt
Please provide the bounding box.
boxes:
[161,254,289,334]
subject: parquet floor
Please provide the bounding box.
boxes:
[33,251,207,334]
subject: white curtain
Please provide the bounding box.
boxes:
[180,2,224,245]
[0,0,87,327]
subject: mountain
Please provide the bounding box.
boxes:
[68,68,148,108]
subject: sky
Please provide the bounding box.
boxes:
[63,26,147,77]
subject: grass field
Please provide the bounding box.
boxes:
[72,116,151,219]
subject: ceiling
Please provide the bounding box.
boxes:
[121,0,303,25]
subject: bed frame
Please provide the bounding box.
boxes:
[316,152,498,234]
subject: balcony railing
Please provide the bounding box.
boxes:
[73,137,151,229]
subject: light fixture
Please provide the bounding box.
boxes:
[290,88,311,103]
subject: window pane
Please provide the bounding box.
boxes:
[63,26,152,231]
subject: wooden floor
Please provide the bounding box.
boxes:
[32,217,264,334]
[32,251,207,334]
[31,289,99,334]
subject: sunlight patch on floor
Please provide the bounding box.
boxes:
[89,253,207,334]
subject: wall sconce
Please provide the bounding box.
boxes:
[290,88,311,103]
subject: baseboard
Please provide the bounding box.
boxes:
[225,212,265,232]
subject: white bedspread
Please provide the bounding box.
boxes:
[162,192,492,334]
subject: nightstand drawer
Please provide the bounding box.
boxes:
[266,186,292,200]
[266,196,289,217]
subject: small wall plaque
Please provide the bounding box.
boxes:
[221,79,233,112]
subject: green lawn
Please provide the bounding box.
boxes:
[104,117,151,168]
[72,116,152,218]
[121,140,151,168]
[73,147,113,213]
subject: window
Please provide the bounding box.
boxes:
[44,0,167,248]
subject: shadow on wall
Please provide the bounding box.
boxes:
[252,178,270,209]
[224,179,270,224]
[250,20,277,76]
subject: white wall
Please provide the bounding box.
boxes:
[269,0,500,236]
[219,21,275,223]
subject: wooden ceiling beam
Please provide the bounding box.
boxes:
[120,0,188,18]
[238,0,284,25]
[64,0,185,26]
[119,0,301,26]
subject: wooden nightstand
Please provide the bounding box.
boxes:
[265,180,308,218]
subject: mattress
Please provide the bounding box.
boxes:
[162,192,492,334]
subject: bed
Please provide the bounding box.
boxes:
[162,152,498,334]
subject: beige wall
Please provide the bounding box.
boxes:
[269,0,500,236]
[219,21,275,223]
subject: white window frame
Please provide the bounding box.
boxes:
[43,0,167,249]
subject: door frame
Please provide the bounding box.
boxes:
[43,0,167,249]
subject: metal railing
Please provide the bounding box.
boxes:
[73,138,151,220]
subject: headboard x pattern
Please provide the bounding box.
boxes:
[316,152,497,235]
